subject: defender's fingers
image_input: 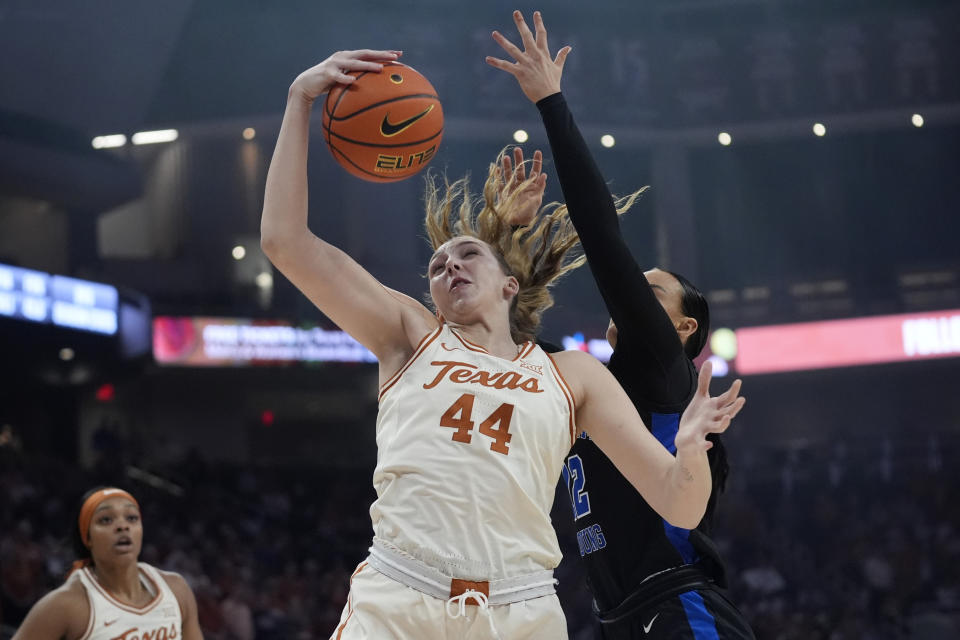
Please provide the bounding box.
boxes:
[531,149,543,176]
[491,30,525,61]
[715,379,743,406]
[514,154,527,182]
[501,154,514,184]
[696,359,713,396]
[485,55,519,75]
[512,147,526,181]
[725,397,746,421]
[533,11,550,52]
[513,10,537,49]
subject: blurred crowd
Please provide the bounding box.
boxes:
[1,426,958,639]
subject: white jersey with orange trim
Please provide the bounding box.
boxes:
[372,323,577,582]
[70,562,182,640]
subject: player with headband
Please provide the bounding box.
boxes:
[12,487,203,640]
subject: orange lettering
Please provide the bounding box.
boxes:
[520,378,542,393]
[450,368,474,383]
[424,361,543,393]
[423,361,476,389]
[469,370,503,386]
[494,372,521,390]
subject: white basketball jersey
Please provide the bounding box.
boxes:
[372,324,577,581]
[71,562,182,640]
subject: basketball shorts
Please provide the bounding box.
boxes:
[330,560,568,640]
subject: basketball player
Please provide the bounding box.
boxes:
[488,11,756,639]
[260,49,744,639]
[12,487,203,640]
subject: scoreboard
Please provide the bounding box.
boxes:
[0,263,118,335]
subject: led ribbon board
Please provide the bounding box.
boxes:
[153,316,376,366]
[735,309,960,374]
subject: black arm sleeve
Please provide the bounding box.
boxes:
[536,92,692,404]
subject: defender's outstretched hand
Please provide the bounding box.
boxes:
[486,11,571,103]
[675,361,745,456]
[498,147,547,226]
[290,49,401,103]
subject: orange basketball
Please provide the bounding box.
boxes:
[322,62,443,183]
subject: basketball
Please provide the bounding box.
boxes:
[322,62,443,183]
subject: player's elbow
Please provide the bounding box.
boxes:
[260,230,282,262]
[260,224,300,266]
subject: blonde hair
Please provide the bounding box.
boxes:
[424,148,644,342]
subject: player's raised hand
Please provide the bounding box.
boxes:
[497,147,547,226]
[290,49,401,102]
[486,10,571,103]
[674,361,745,457]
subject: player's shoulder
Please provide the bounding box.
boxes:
[19,578,91,638]
[155,568,191,595]
[549,349,607,398]
[550,348,605,376]
[48,575,90,609]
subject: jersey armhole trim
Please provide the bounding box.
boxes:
[78,585,95,640]
[378,325,442,402]
[545,352,578,447]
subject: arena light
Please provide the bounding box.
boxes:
[600,134,615,148]
[718,132,732,146]
[710,328,738,361]
[232,245,246,260]
[131,129,179,145]
[812,123,826,137]
[91,134,127,149]
[59,347,75,361]
[513,129,529,143]
[242,127,256,140]
[255,272,273,288]
[96,383,116,402]
[911,114,924,128]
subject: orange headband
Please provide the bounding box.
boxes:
[78,488,140,547]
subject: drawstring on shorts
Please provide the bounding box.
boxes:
[446,589,503,640]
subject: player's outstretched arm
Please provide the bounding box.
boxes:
[260,50,436,368]
[556,351,745,529]
[490,12,684,370]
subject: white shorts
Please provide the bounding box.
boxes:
[330,561,568,640]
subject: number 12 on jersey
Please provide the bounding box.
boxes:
[439,393,514,455]
[561,454,591,519]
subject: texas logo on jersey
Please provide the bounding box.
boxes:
[108,623,179,640]
[421,359,544,393]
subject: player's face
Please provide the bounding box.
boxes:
[87,497,142,564]
[606,269,694,349]
[428,237,517,322]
